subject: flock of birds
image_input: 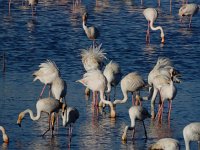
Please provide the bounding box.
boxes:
[1,0,200,150]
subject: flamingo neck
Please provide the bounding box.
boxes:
[150,21,164,38]
[23,109,41,121]
[106,83,112,93]
[0,126,6,135]
[82,21,88,31]
[113,89,128,105]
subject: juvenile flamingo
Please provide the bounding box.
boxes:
[103,60,122,100]
[179,4,199,28]
[143,8,165,44]
[82,12,100,47]
[149,138,180,150]
[17,97,64,136]
[121,106,151,141]
[0,126,9,143]
[61,104,79,141]
[183,122,200,150]
[113,72,145,106]
[77,69,116,118]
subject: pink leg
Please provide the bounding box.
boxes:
[40,84,47,98]
[146,21,150,44]
[168,100,172,122]
[132,92,135,106]
[8,0,11,15]
[92,91,95,107]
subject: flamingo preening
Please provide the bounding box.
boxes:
[149,138,180,150]
[113,72,145,106]
[179,4,199,28]
[143,8,165,44]
[82,12,100,47]
[33,60,67,101]
[121,106,151,141]
[183,122,200,150]
[17,97,64,136]
[103,60,122,100]
[0,126,9,143]
[61,104,79,142]
[77,69,116,118]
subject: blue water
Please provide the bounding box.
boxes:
[0,0,200,149]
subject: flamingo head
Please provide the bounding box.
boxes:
[3,133,9,143]
[82,12,88,22]
[17,112,25,127]
[121,132,127,142]
[161,36,165,44]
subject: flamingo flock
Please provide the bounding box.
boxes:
[1,1,200,150]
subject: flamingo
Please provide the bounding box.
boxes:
[51,77,67,103]
[103,60,122,100]
[33,59,60,98]
[113,72,145,106]
[17,97,64,136]
[121,106,151,141]
[0,126,9,143]
[149,138,180,150]
[76,69,116,118]
[81,44,106,97]
[179,4,199,28]
[183,122,200,150]
[143,8,165,44]
[61,104,79,141]
[82,12,100,47]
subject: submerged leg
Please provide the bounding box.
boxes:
[142,121,147,139]
[42,114,51,136]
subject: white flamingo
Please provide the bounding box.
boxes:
[81,44,106,97]
[82,12,100,47]
[113,72,145,106]
[103,60,122,100]
[149,138,180,150]
[179,4,199,28]
[51,77,67,102]
[33,60,62,98]
[0,126,9,143]
[61,104,79,141]
[121,106,151,141]
[77,69,116,118]
[143,8,165,44]
[17,97,64,136]
[183,122,200,150]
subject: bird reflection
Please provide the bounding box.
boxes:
[27,19,37,32]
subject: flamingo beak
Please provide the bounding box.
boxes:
[161,36,165,44]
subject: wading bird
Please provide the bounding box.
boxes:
[0,126,9,143]
[61,104,79,141]
[113,72,145,106]
[77,69,116,118]
[143,8,165,44]
[103,60,122,100]
[17,97,64,136]
[82,12,100,47]
[121,106,151,141]
[183,122,200,150]
[149,138,180,150]
[179,3,199,28]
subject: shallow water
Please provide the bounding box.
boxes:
[0,0,200,149]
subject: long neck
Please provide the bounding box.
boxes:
[113,88,128,105]
[24,109,41,121]
[82,20,87,31]
[150,21,164,38]
[99,90,116,117]
[106,83,112,93]
[185,139,190,150]
[0,126,6,135]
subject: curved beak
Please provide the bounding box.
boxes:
[161,36,165,44]
[17,123,21,127]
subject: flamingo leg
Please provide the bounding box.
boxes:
[132,92,135,106]
[40,84,47,98]
[189,15,193,28]
[131,127,135,140]
[146,21,150,44]
[168,100,172,122]
[142,121,147,139]
[113,86,116,100]
[151,88,158,119]
[8,0,11,15]
[158,0,160,7]
[42,114,51,136]
[157,101,164,122]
